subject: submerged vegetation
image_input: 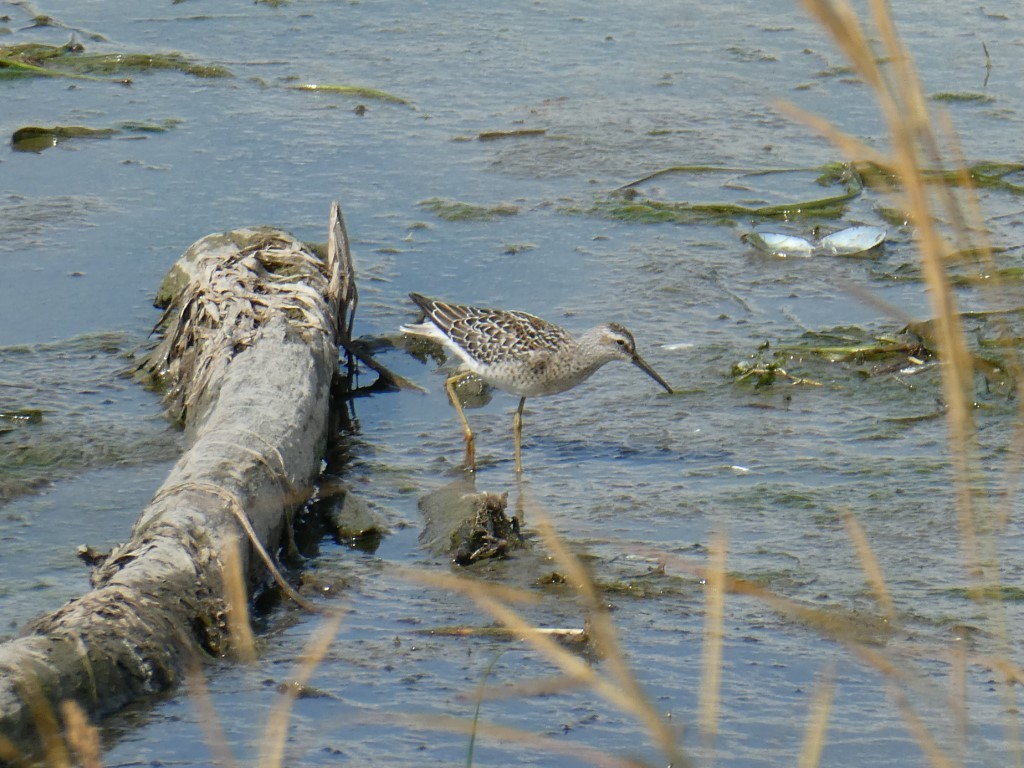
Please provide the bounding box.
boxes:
[10,120,180,152]
[290,82,408,104]
[417,197,522,222]
[930,91,995,104]
[0,334,181,505]
[588,158,1024,227]
[593,162,865,223]
[731,328,935,389]
[0,41,232,82]
[858,159,1024,195]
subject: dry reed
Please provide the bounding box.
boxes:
[408,494,687,767]
[797,0,1022,762]
[256,610,346,768]
[796,665,835,768]
[698,530,726,762]
[222,535,258,664]
[59,701,102,768]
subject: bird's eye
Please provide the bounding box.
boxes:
[615,338,627,347]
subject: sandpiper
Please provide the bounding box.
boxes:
[401,292,672,473]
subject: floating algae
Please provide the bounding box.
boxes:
[417,197,521,222]
[0,41,232,82]
[595,163,865,224]
[291,83,408,104]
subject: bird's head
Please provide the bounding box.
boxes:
[595,323,673,393]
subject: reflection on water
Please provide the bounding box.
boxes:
[2,0,1022,765]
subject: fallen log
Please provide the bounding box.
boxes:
[0,202,355,755]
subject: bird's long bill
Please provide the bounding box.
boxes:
[631,353,673,393]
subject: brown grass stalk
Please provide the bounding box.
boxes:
[796,664,835,768]
[184,653,238,768]
[798,0,982,582]
[411,569,605,695]
[666,547,965,753]
[0,737,26,768]
[698,529,726,761]
[221,536,257,664]
[256,609,346,768]
[59,701,102,768]
[885,679,957,768]
[948,637,968,767]
[530,503,685,765]
[840,509,895,621]
[19,677,70,768]
[409,497,687,767]
[797,1,1024,763]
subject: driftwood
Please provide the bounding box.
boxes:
[0,202,356,755]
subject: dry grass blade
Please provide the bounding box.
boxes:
[222,536,257,663]
[139,228,341,422]
[937,118,1024,539]
[413,501,687,767]
[886,679,956,768]
[799,0,982,582]
[466,650,504,767]
[793,4,969,327]
[529,505,686,766]
[152,480,320,614]
[797,665,835,768]
[184,652,238,768]
[411,569,596,688]
[699,530,726,761]
[948,637,968,766]
[409,561,688,765]
[256,609,346,768]
[0,736,27,768]
[19,677,70,768]
[669,553,941,706]
[775,102,891,172]
[59,701,102,768]
[841,509,895,621]
[802,0,884,92]
[795,3,1024,762]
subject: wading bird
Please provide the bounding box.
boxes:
[401,293,673,473]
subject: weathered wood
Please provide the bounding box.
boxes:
[0,202,355,754]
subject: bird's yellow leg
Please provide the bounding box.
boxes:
[445,372,476,471]
[513,397,526,474]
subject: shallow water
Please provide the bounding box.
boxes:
[2,1,1023,765]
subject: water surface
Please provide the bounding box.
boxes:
[1,1,1022,765]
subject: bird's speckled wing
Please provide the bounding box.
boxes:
[410,294,573,365]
